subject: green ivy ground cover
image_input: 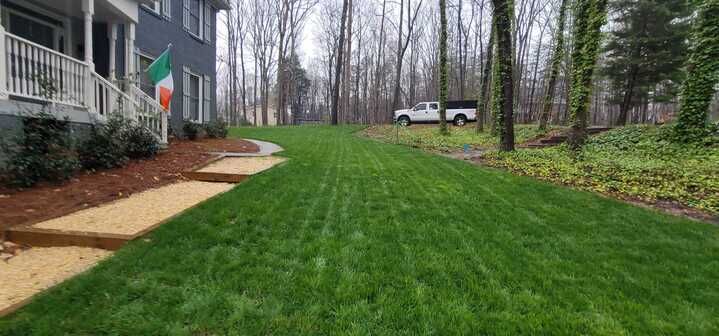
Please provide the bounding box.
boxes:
[484,125,719,215]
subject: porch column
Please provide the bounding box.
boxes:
[82,0,95,112]
[108,24,117,81]
[0,24,7,100]
[125,23,135,90]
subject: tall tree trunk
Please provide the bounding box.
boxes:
[342,0,354,123]
[438,0,449,135]
[617,65,638,126]
[239,31,247,123]
[331,0,350,125]
[567,0,608,149]
[372,0,387,123]
[539,0,568,130]
[673,0,719,142]
[476,19,495,133]
[492,0,515,151]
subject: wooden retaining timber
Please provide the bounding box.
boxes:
[5,227,130,251]
[181,171,250,183]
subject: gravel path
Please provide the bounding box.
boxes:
[1,247,112,314]
[197,157,287,175]
[32,181,234,235]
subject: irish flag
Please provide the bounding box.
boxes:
[147,47,173,111]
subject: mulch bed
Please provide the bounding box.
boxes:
[0,138,259,233]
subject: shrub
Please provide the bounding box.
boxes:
[204,119,228,138]
[78,116,128,170]
[2,111,79,187]
[122,121,160,159]
[183,120,201,140]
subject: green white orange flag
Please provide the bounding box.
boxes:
[147,47,173,111]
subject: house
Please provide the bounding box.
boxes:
[0,0,229,144]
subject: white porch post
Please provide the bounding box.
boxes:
[82,0,95,112]
[0,24,7,100]
[108,24,117,81]
[125,23,135,89]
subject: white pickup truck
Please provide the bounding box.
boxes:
[393,100,477,126]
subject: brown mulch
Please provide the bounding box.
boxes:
[0,138,259,233]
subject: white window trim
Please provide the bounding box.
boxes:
[135,51,157,97]
[142,0,171,19]
[183,0,213,42]
[183,67,204,123]
[2,4,67,52]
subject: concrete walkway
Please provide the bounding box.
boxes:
[211,139,284,157]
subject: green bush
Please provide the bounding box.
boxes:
[183,120,201,140]
[204,119,228,138]
[122,122,160,159]
[77,123,128,170]
[2,111,79,187]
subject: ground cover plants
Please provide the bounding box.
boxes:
[483,125,719,215]
[363,123,555,152]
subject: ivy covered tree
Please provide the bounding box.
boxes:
[602,0,690,126]
[567,0,609,150]
[491,0,515,151]
[538,0,568,131]
[438,0,449,135]
[673,0,719,142]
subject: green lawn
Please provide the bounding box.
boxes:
[2,126,718,335]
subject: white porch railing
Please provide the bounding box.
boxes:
[3,32,86,107]
[91,72,134,119]
[0,30,168,145]
[130,85,169,144]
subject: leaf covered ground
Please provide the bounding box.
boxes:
[1,126,717,335]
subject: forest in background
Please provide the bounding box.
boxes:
[216,0,719,129]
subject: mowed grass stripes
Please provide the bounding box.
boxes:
[1,126,717,335]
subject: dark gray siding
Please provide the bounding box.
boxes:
[131,1,218,132]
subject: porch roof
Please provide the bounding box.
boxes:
[13,0,155,24]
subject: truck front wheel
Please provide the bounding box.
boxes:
[453,114,467,126]
[397,116,411,126]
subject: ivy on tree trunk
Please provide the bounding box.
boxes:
[438,0,449,135]
[673,0,719,143]
[491,0,515,151]
[567,0,608,150]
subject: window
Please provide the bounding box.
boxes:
[414,103,426,111]
[183,0,202,38]
[144,0,171,18]
[429,103,438,110]
[183,67,210,122]
[136,53,156,99]
[203,2,212,42]
[4,6,63,51]
[184,0,213,42]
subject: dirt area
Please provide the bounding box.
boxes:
[32,181,235,235]
[0,138,259,232]
[0,246,112,315]
[197,157,287,175]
